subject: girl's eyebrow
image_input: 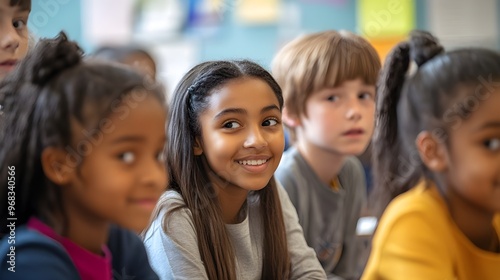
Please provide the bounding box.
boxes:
[111,135,146,144]
[213,104,280,120]
[475,121,500,132]
[214,108,246,119]
[261,104,280,113]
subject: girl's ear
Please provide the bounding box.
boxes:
[415,131,447,172]
[193,138,203,156]
[282,107,301,128]
[41,147,74,185]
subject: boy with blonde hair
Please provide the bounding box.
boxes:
[273,30,380,280]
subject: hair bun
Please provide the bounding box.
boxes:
[408,30,444,67]
[31,32,83,85]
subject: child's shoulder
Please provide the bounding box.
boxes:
[159,189,188,209]
[340,156,364,175]
[0,225,78,278]
[108,225,148,253]
[275,148,315,190]
[145,190,196,238]
[107,226,160,280]
[278,147,303,169]
[494,214,500,232]
[378,181,450,237]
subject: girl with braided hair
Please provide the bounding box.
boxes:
[0,32,167,279]
[143,60,326,280]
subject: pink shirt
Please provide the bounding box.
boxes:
[27,217,112,280]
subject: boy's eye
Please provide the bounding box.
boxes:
[484,138,500,151]
[13,20,26,29]
[262,118,278,126]
[223,121,241,129]
[118,152,135,163]
[359,92,373,100]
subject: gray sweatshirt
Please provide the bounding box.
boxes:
[143,179,327,280]
[275,147,367,280]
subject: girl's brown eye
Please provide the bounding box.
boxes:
[223,121,241,129]
[118,152,135,163]
[484,138,500,151]
[263,119,278,126]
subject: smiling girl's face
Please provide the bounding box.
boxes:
[194,77,285,194]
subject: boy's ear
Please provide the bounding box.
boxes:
[193,138,203,156]
[41,147,74,185]
[282,107,301,128]
[415,131,447,172]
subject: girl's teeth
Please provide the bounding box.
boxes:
[238,159,267,166]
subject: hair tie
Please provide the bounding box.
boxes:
[406,60,418,78]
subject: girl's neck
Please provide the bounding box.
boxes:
[66,218,109,255]
[442,181,497,252]
[214,182,249,224]
[296,140,346,185]
[55,201,110,255]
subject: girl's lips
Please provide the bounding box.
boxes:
[343,129,365,136]
[237,158,271,173]
[130,198,158,211]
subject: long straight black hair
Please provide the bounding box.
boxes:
[155,60,291,280]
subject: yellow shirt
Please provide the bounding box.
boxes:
[362,181,500,280]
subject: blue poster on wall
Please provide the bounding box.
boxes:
[185,0,228,37]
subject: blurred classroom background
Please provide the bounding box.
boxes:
[28,0,500,96]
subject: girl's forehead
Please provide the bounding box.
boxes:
[207,78,278,107]
[449,89,500,131]
[75,92,163,130]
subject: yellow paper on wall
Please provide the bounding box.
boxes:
[368,36,407,64]
[358,0,415,38]
[236,0,280,24]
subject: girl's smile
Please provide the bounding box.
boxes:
[195,77,285,193]
[236,156,272,173]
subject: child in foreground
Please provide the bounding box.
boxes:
[143,59,326,280]
[362,30,500,279]
[0,33,167,279]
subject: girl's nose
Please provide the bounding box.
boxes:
[141,158,168,190]
[243,125,268,149]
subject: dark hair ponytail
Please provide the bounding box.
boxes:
[1,32,166,234]
[30,33,83,86]
[0,32,84,233]
[371,30,444,215]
